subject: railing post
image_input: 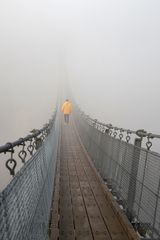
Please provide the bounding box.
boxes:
[151,178,160,238]
[127,137,142,220]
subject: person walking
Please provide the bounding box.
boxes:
[61,99,72,124]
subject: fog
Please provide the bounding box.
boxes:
[0,0,59,144]
[1,0,160,143]
[65,0,160,135]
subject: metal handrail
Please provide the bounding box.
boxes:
[0,111,56,175]
[76,105,160,153]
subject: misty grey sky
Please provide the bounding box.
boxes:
[0,0,59,144]
[0,0,160,145]
[64,0,160,133]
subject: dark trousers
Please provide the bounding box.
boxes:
[64,114,70,123]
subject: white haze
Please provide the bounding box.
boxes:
[0,0,59,144]
[0,0,160,144]
[64,0,160,135]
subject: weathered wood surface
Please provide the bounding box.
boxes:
[50,120,138,240]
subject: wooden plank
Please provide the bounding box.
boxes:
[50,119,138,240]
[68,150,94,240]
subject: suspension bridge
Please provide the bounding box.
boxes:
[0,104,160,240]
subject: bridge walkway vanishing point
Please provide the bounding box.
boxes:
[50,118,138,240]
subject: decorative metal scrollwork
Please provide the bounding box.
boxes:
[105,128,110,134]
[119,129,124,140]
[35,137,43,150]
[18,138,27,163]
[126,135,131,143]
[126,130,131,143]
[41,132,46,141]
[113,131,117,138]
[109,129,113,136]
[18,150,27,163]
[5,143,17,176]
[119,133,123,140]
[27,139,34,155]
[79,106,160,152]
[0,110,56,177]
[146,137,152,151]
[6,159,17,176]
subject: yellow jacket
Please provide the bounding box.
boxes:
[61,101,72,115]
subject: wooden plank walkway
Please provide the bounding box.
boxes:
[50,119,138,240]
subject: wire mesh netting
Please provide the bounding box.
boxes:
[74,111,160,239]
[0,114,59,240]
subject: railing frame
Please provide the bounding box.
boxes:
[74,106,160,240]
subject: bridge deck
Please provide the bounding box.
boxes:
[50,120,137,240]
